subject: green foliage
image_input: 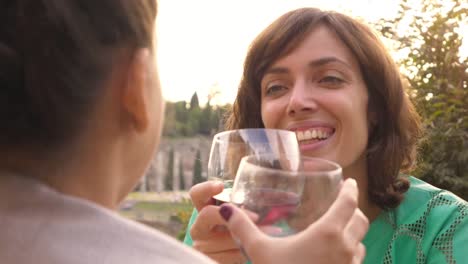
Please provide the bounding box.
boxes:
[190,92,200,110]
[187,107,201,135]
[376,0,468,199]
[175,209,193,241]
[162,103,177,137]
[192,149,204,185]
[199,102,213,135]
[132,201,192,212]
[213,104,230,131]
[163,97,230,138]
[119,198,194,240]
[165,148,174,191]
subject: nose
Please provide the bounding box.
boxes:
[286,80,318,116]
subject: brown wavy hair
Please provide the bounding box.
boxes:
[225,8,423,209]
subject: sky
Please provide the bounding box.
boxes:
[155,0,466,106]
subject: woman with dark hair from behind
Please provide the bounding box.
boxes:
[0,1,215,263]
[0,1,369,264]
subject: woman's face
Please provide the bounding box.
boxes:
[260,25,370,173]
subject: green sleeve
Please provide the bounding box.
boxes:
[183,208,198,246]
[426,202,468,263]
[451,213,468,262]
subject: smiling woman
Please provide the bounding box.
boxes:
[226,8,420,214]
[185,7,468,264]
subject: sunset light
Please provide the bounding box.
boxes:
[156,0,467,106]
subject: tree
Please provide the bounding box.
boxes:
[179,157,185,190]
[163,97,231,137]
[192,149,204,185]
[187,107,201,136]
[175,101,189,123]
[190,92,200,110]
[199,102,213,135]
[213,104,231,132]
[165,148,174,191]
[376,0,468,199]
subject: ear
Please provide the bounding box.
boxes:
[121,48,151,132]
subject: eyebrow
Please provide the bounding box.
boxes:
[264,56,352,76]
[308,56,352,69]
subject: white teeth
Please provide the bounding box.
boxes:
[317,130,323,139]
[311,130,317,139]
[297,131,304,141]
[295,129,331,141]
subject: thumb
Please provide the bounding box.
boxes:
[316,178,359,229]
[219,204,267,251]
[189,181,224,211]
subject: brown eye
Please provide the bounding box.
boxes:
[265,84,287,96]
[319,76,344,84]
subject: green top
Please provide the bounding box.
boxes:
[184,177,468,263]
[363,177,468,264]
[183,209,198,246]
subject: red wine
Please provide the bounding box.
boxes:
[236,188,300,226]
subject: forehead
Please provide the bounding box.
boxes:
[270,25,360,71]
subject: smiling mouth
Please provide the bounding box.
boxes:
[294,128,335,144]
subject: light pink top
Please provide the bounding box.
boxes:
[0,173,214,264]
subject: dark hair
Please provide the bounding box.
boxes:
[0,0,157,151]
[226,8,423,209]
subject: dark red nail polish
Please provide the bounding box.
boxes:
[219,205,233,221]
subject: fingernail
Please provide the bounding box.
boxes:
[349,178,357,186]
[219,205,233,221]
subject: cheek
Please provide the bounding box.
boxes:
[340,85,370,131]
[342,95,370,155]
[149,74,164,152]
[261,100,284,128]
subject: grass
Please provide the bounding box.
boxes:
[119,194,194,238]
[133,201,193,212]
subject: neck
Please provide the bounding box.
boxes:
[356,179,381,222]
[38,151,123,210]
[0,139,128,210]
[343,156,381,222]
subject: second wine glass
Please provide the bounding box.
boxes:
[230,154,342,237]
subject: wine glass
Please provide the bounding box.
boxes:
[230,154,342,237]
[207,129,300,204]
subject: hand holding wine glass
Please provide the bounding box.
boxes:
[220,178,369,264]
[230,154,342,237]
